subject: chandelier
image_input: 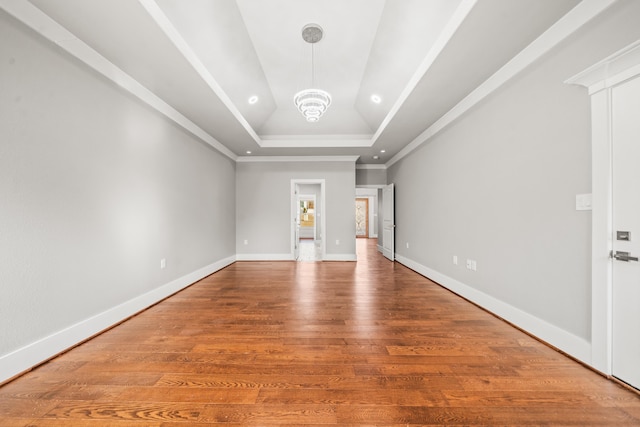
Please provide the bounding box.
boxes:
[294,24,331,123]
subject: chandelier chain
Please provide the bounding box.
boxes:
[294,23,331,123]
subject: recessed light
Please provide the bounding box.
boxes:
[373,155,380,160]
[246,151,252,154]
[380,149,386,153]
[371,94,381,104]
[248,95,258,105]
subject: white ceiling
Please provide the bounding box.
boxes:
[21,0,581,164]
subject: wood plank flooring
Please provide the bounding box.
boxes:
[1,239,639,426]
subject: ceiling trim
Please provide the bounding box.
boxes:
[260,135,373,148]
[356,164,386,170]
[0,0,238,161]
[356,184,386,189]
[237,155,360,163]
[138,0,261,147]
[385,0,617,169]
[370,0,478,146]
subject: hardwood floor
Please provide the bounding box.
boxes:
[1,239,639,426]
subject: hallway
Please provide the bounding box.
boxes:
[1,239,638,425]
[296,239,322,262]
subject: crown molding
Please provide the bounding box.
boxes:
[356,164,387,170]
[138,0,261,146]
[385,0,617,168]
[0,0,238,161]
[237,155,360,163]
[259,134,373,148]
[371,0,478,146]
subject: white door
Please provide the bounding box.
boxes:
[382,183,395,261]
[293,189,300,261]
[611,75,640,390]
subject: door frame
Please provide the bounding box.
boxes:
[567,40,640,375]
[291,179,326,261]
[355,187,380,238]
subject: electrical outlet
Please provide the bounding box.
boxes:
[471,260,477,271]
[160,258,166,269]
[453,255,458,265]
[244,239,248,245]
[336,239,340,245]
[466,259,472,269]
[406,242,409,249]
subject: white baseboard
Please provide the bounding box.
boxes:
[377,244,383,253]
[0,255,236,384]
[236,253,294,261]
[395,254,592,366]
[3,252,592,384]
[324,253,357,261]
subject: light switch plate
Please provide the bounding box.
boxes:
[576,193,592,211]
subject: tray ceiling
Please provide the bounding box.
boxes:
[14,0,584,164]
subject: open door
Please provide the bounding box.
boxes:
[292,185,300,260]
[291,179,326,261]
[382,183,395,261]
[611,75,640,390]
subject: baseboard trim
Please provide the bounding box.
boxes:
[236,253,294,261]
[395,254,591,366]
[0,255,236,385]
[324,253,357,261]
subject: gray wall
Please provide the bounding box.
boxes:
[236,161,356,259]
[0,11,236,360]
[356,167,387,186]
[387,0,640,343]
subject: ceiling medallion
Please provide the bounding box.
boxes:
[294,24,332,123]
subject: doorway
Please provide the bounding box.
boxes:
[291,179,326,261]
[568,41,640,389]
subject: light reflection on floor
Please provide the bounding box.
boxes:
[297,239,322,261]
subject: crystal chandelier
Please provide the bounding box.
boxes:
[294,24,331,123]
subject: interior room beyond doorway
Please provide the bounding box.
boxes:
[293,181,324,262]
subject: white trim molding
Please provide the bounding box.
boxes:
[386,0,617,168]
[566,39,640,375]
[356,164,387,170]
[138,0,260,146]
[260,134,373,148]
[237,156,360,163]
[0,0,238,161]
[0,255,236,384]
[395,254,591,364]
[291,179,327,261]
[356,184,386,189]
[372,0,478,145]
